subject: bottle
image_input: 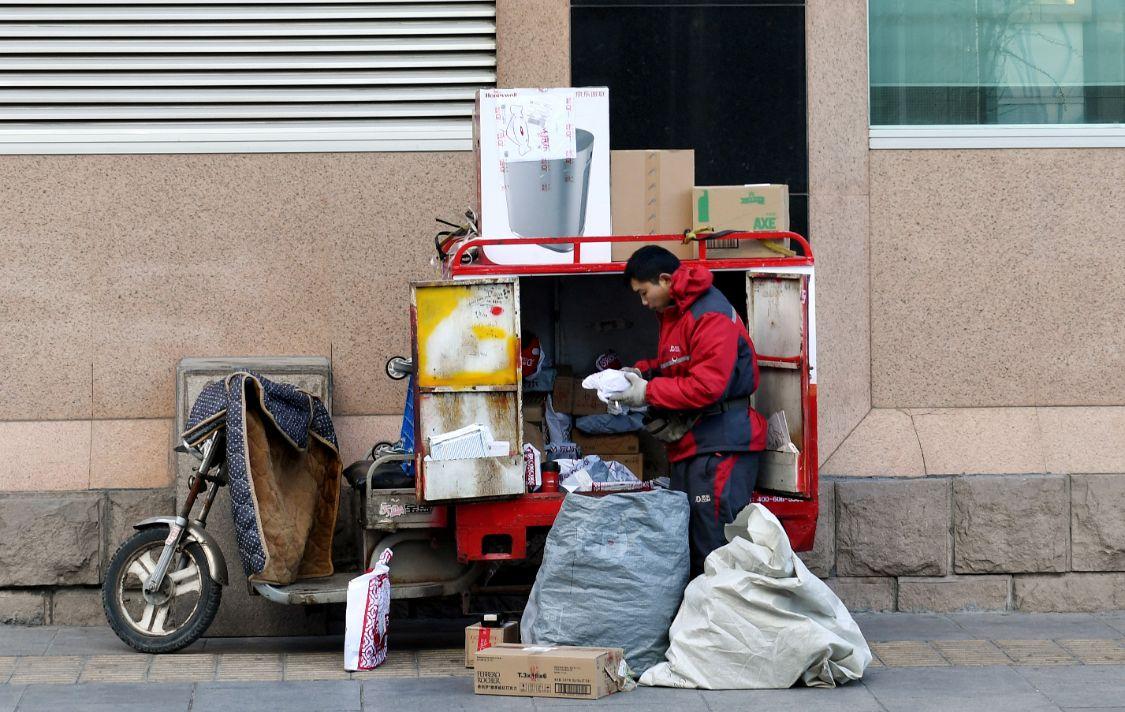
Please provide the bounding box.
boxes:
[540,461,560,493]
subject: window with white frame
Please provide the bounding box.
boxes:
[0,1,497,154]
[868,0,1124,148]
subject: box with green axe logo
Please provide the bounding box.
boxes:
[692,184,790,258]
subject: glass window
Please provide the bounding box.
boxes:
[869,0,1124,125]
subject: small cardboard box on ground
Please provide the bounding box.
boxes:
[465,621,520,668]
[475,87,612,265]
[693,184,790,258]
[474,644,630,700]
[611,149,697,262]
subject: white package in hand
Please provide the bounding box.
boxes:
[344,549,393,671]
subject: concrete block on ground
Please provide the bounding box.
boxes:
[897,576,1010,613]
[0,492,102,586]
[836,478,950,576]
[1013,573,1125,612]
[953,475,1068,574]
[825,577,895,612]
[105,488,176,559]
[50,587,106,626]
[797,478,835,578]
[1071,474,1125,571]
[175,357,333,637]
[0,590,48,625]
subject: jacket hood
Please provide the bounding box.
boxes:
[669,265,713,310]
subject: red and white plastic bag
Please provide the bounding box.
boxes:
[344,549,393,671]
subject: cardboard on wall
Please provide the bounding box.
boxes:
[611,150,697,262]
[475,88,612,265]
[523,421,545,451]
[465,622,520,668]
[474,644,629,700]
[692,184,790,258]
[551,374,576,414]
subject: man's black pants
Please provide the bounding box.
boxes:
[670,451,761,577]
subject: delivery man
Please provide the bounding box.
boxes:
[612,245,767,576]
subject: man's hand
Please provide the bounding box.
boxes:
[611,371,648,408]
[620,366,642,377]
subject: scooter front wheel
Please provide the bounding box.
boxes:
[103,526,222,654]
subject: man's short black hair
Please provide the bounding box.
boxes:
[623,245,681,285]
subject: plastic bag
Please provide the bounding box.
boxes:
[344,549,394,671]
[556,455,640,492]
[521,489,690,674]
[640,505,871,689]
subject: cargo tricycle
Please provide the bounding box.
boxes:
[102,232,819,653]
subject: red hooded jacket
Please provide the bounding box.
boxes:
[635,265,768,462]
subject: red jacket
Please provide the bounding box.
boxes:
[636,265,768,462]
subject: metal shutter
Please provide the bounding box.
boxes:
[0,0,496,153]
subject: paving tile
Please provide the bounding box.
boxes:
[348,651,417,679]
[995,640,1078,666]
[852,613,969,641]
[1016,665,1125,708]
[416,648,472,677]
[194,680,361,712]
[697,685,881,711]
[361,675,530,710]
[947,613,1121,640]
[860,665,1048,710]
[15,682,192,711]
[0,628,57,657]
[0,685,22,712]
[1098,613,1125,637]
[1056,639,1125,665]
[7,656,82,685]
[203,634,344,655]
[78,654,152,683]
[869,641,950,667]
[147,652,217,682]
[44,627,138,656]
[284,652,351,681]
[0,658,15,684]
[215,652,283,682]
[932,639,1013,666]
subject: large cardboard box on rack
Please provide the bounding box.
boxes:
[465,622,520,668]
[474,88,612,265]
[551,374,605,416]
[611,149,697,262]
[474,644,629,700]
[692,184,790,258]
[571,431,640,455]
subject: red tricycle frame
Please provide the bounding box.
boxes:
[436,231,818,561]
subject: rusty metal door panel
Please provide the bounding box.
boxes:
[416,391,524,501]
[413,279,519,389]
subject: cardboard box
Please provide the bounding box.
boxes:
[523,421,545,451]
[523,394,546,423]
[551,374,576,414]
[474,644,629,700]
[475,88,612,265]
[611,150,697,262]
[571,431,640,455]
[465,622,520,668]
[693,184,790,258]
[604,452,643,479]
[571,382,606,416]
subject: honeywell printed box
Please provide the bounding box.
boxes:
[474,644,630,700]
[692,184,790,258]
[474,88,612,265]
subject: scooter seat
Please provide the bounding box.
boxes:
[342,460,414,491]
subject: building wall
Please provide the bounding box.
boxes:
[0,0,1122,623]
[809,0,1125,613]
[0,0,571,625]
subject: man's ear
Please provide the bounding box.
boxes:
[658,273,674,287]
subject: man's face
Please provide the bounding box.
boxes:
[630,275,674,312]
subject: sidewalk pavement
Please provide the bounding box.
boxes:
[1,612,1124,711]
